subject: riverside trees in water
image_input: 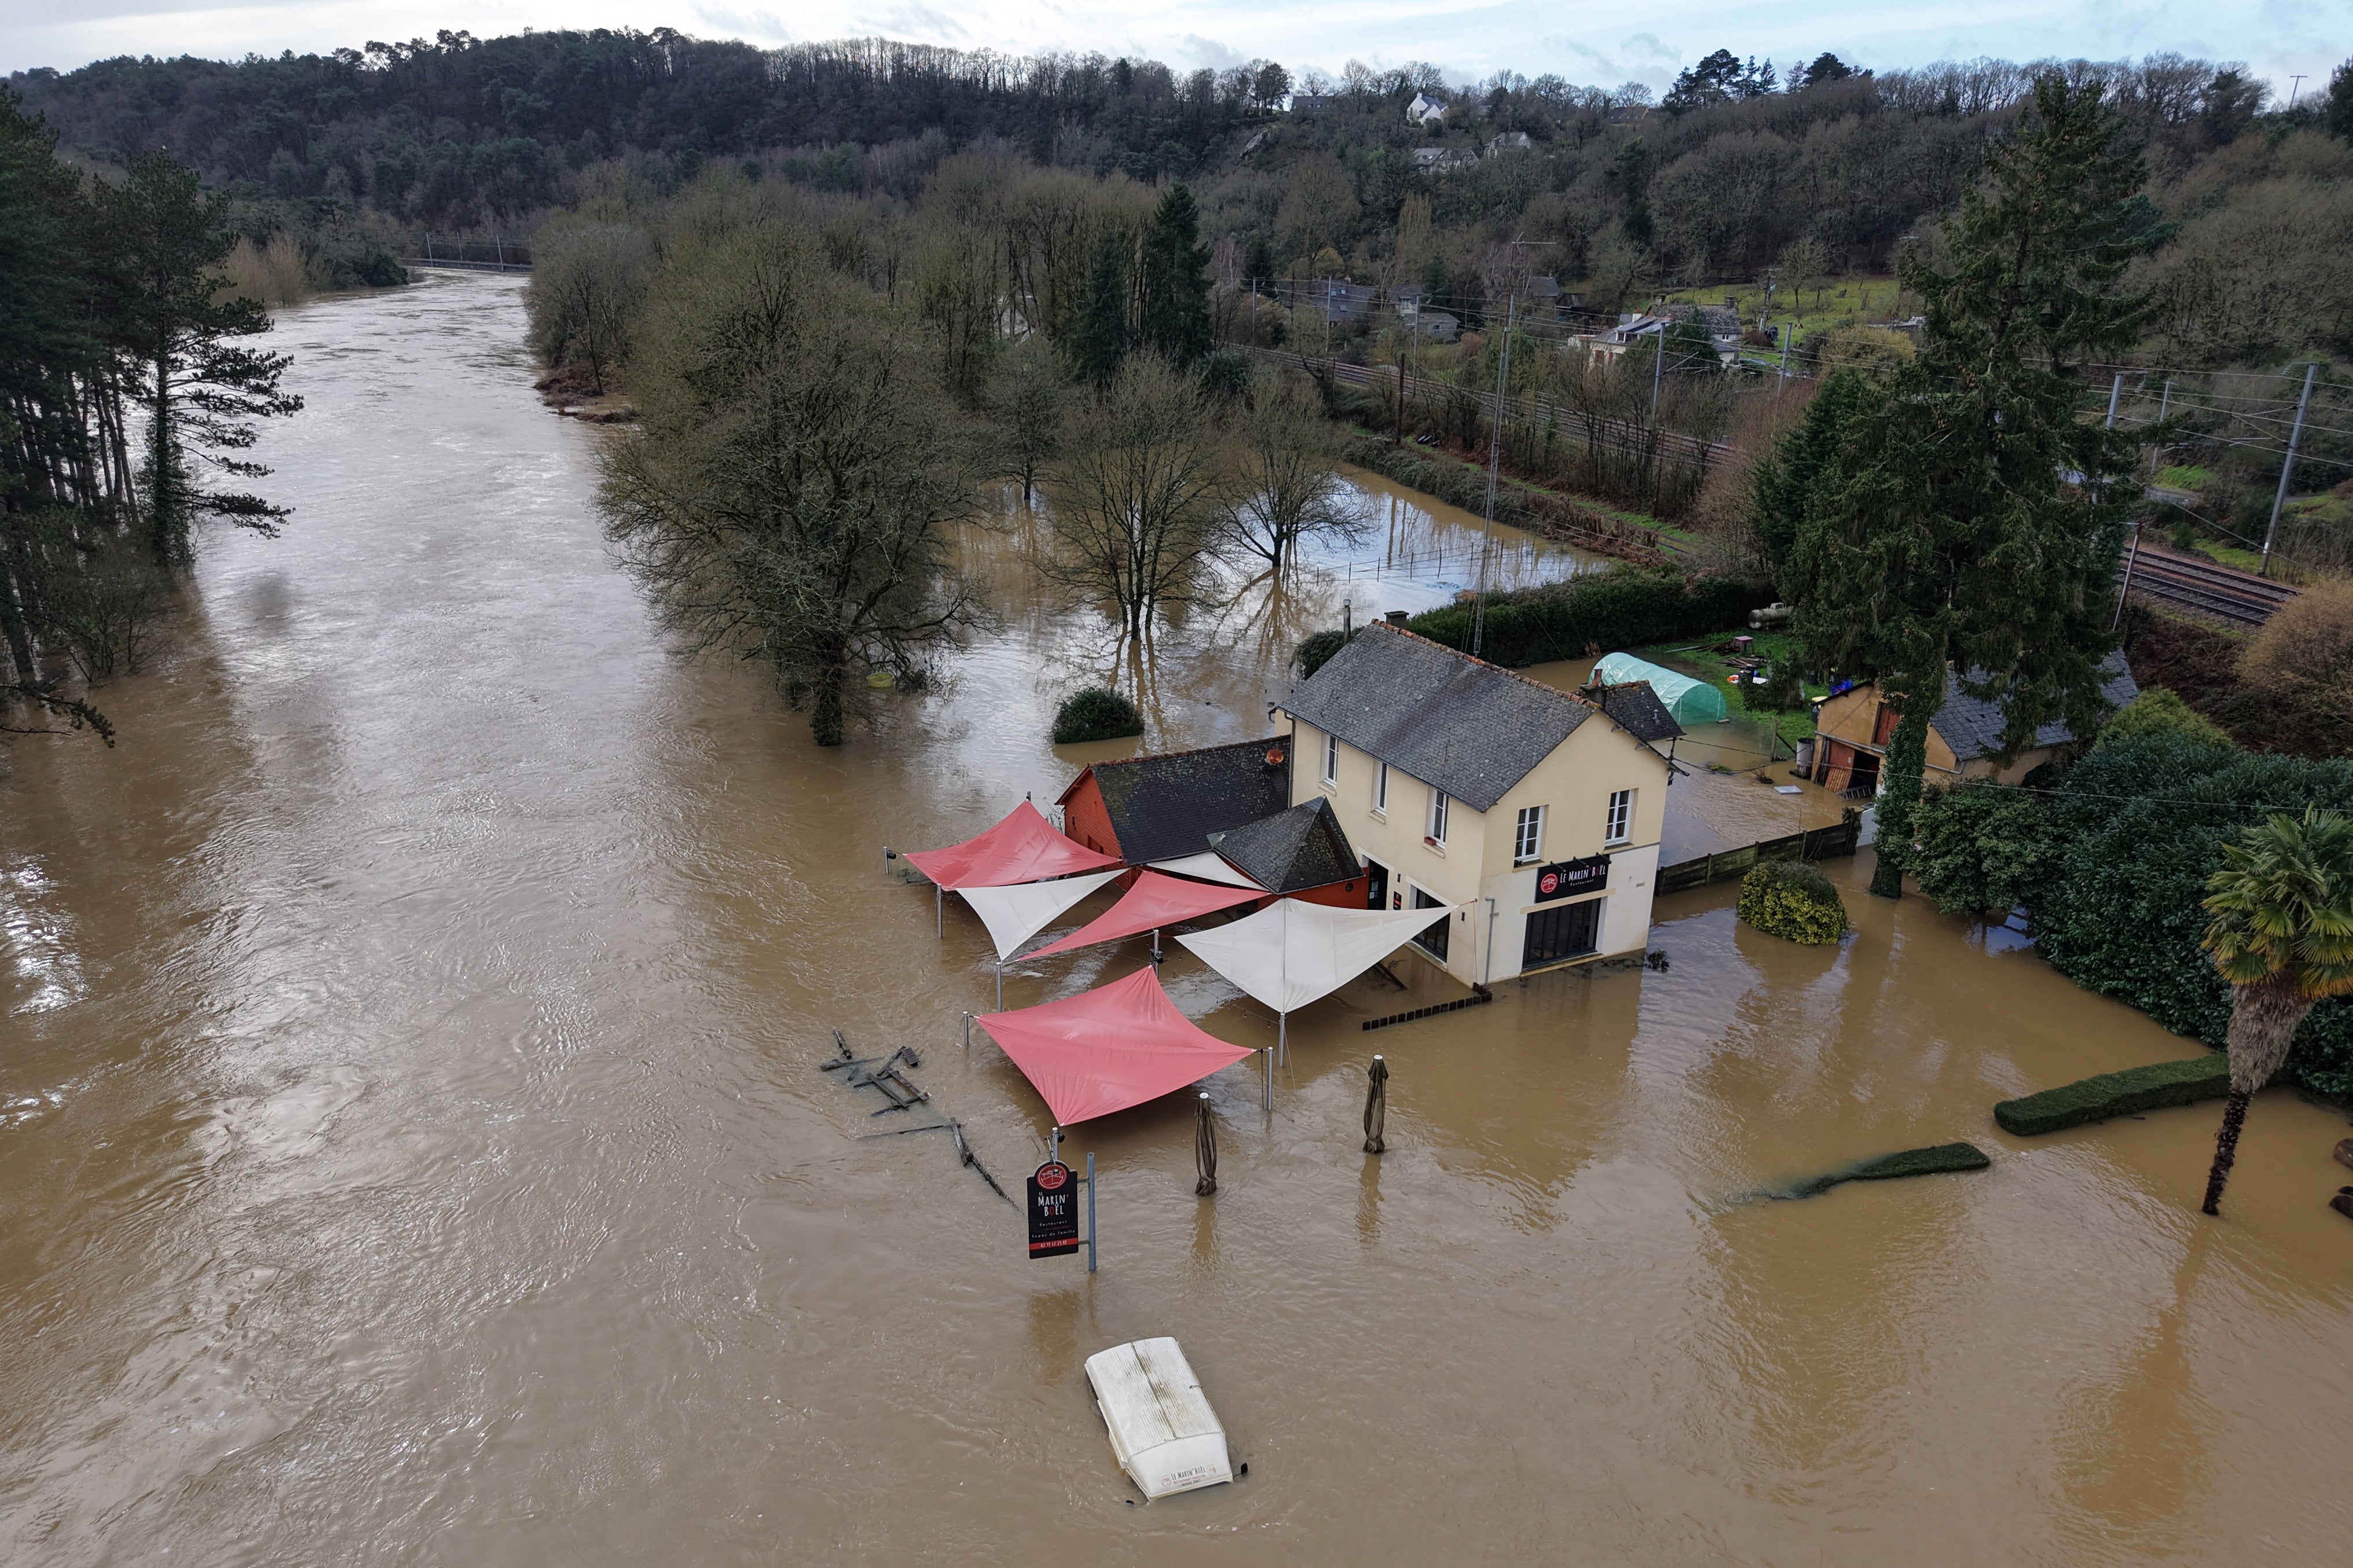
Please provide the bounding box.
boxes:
[598,220,987,748]
[1,89,299,742]
[558,166,1375,744]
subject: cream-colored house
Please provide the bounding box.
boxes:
[1277,622,1683,985]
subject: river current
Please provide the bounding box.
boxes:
[3,273,2349,1566]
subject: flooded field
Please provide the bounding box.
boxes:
[3,272,2350,1566]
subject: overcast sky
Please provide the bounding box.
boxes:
[1,0,2344,105]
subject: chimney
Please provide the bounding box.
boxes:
[1386,610,1410,625]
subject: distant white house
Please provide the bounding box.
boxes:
[1406,91,1450,126]
[1488,131,1534,153]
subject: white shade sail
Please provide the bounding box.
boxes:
[959,871,1124,961]
[1177,897,1454,1015]
[1148,853,1266,891]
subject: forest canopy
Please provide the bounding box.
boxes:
[11,35,2347,364]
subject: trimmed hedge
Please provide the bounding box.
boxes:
[1344,438,1663,554]
[1737,860,1849,945]
[1993,1053,2233,1136]
[1408,565,1772,669]
[1296,627,1353,677]
[2025,733,2353,1101]
[1051,687,1142,744]
[1776,1141,1992,1199]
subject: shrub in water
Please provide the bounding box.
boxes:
[1736,859,1848,945]
[1053,687,1142,744]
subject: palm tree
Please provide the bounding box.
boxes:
[2197,808,2353,1216]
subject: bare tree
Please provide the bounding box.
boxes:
[1219,377,1364,572]
[1037,355,1226,639]
[600,226,985,746]
[527,217,655,393]
[985,335,1068,508]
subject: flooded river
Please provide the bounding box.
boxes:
[4,273,2350,1566]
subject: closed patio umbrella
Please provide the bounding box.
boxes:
[1195,1093,1217,1196]
[1363,1055,1389,1154]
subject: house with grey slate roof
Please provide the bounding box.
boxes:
[1276,622,1682,983]
[1809,652,2139,796]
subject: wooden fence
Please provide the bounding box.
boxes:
[1654,816,1862,896]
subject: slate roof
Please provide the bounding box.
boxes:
[1210,798,1361,895]
[1280,623,1592,813]
[1933,652,2140,761]
[1060,735,1291,865]
[1583,682,1685,746]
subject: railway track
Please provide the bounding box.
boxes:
[2122,544,2299,628]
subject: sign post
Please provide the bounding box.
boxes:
[1028,1155,1081,1259]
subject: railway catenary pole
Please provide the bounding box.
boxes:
[2260,363,2318,579]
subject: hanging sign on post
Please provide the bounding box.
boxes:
[1028,1160,1082,1258]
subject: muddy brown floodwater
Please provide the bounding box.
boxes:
[5,273,2351,1567]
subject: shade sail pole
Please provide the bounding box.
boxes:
[995,957,1003,1011]
[937,883,943,938]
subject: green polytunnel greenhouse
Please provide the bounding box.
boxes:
[1592,652,1728,726]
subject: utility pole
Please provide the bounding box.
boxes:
[1648,317,1665,421]
[2261,363,2319,578]
[1775,320,1791,396]
[1470,292,1516,661]
[2288,75,2307,110]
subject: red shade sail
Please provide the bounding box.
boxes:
[903,800,1123,890]
[976,968,1257,1124]
[1029,871,1259,957]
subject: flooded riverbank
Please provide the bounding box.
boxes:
[4,272,2350,1566]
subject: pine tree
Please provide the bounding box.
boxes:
[1069,229,1130,385]
[1750,369,1869,572]
[1138,183,1211,365]
[96,152,302,572]
[1786,76,2150,898]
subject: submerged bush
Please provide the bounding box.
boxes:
[1053,686,1142,744]
[1736,858,1848,944]
[1909,781,2056,919]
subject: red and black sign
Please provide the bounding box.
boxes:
[1027,1160,1081,1257]
[1534,854,1611,904]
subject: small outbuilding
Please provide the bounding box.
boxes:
[1808,654,2140,795]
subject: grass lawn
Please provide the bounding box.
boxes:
[1656,276,1904,334]
[1632,629,1825,751]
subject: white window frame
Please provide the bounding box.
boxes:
[1606,788,1633,846]
[1426,788,1450,846]
[1321,732,1339,787]
[1513,805,1544,866]
[1373,761,1389,815]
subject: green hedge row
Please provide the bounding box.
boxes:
[1774,1141,1991,1199]
[1993,1055,2233,1136]
[2025,733,2353,1100]
[1343,438,1661,551]
[1408,565,1772,669]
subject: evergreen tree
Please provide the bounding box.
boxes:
[1139,183,1211,365]
[1749,369,1869,573]
[96,152,302,572]
[2327,59,2353,143]
[1069,228,1130,385]
[1785,76,2149,899]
